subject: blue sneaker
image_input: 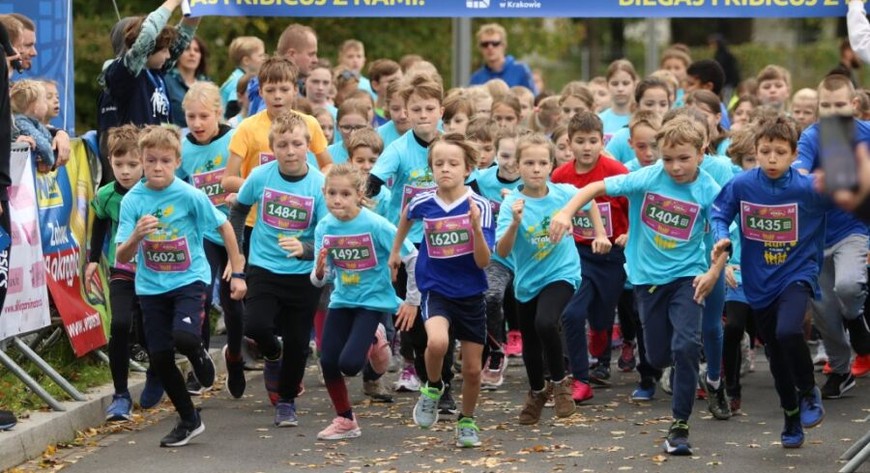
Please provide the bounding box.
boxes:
[275,401,298,427]
[139,369,165,409]
[412,383,443,428]
[0,410,17,431]
[630,383,656,402]
[663,420,692,456]
[781,411,804,448]
[106,393,133,421]
[799,386,824,428]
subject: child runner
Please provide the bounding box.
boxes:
[599,59,639,145]
[552,126,574,167]
[176,81,246,398]
[498,133,609,424]
[756,65,792,112]
[327,100,372,165]
[606,77,672,164]
[390,134,494,448]
[219,36,265,119]
[476,126,523,390]
[553,111,629,399]
[491,94,521,129]
[229,112,328,426]
[550,115,726,455]
[311,164,419,440]
[711,115,826,449]
[116,125,246,447]
[377,81,411,150]
[442,92,474,136]
[87,125,153,420]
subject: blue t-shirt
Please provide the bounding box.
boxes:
[604,165,721,286]
[625,159,642,172]
[371,186,392,217]
[116,178,225,295]
[469,55,538,95]
[605,127,635,164]
[598,109,631,145]
[370,131,436,243]
[475,166,522,269]
[314,208,414,313]
[377,121,405,151]
[236,162,328,275]
[178,126,236,245]
[104,63,171,127]
[725,221,747,304]
[711,168,829,309]
[496,183,586,303]
[794,121,870,247]
[326,142,349,165]
[220,68,244,109]
[407,188,495,298]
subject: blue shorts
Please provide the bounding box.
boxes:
[421,290,486,345]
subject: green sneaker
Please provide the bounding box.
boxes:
[412,383,443,428]
[455,417,481,448]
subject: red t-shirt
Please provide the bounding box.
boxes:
[551,156,629,245]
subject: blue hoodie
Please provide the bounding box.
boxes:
[711,168,830,309]
[469,55,537,95]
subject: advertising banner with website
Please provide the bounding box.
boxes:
[35,140,109,357]
[189,0,848,18]
[0,145,50,342]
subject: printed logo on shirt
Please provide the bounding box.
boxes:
[193,168,228,207]
[261,188,314,231]
[259,152,276,165]
[142,236,191,272]
[323,233,378,272]
[740,201,798,243]
[523,214,557,261]
[572,202,613,240]
[424,215,474,259]
[640,192,700,244]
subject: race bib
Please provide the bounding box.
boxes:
[740,201,798,243]
[192,168,228,207]
[142,237,191,272]
[490,200,501,218]
[323,233,378,271]
[424,215,474,259]
[641,192,700,242]
[261,189,314,231]
[115,259,137,273]
[401,184,433,210]
[259,152,276,165]
[572,201,614,240]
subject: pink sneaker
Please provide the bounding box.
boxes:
[367,324,391,375]
[572,379,593,403]
[588,329,608,359]
[505,330,523,358]
[317,416,361,440]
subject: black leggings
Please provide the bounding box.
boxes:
[204,239,244,355]
[244,266,322,400]
[108,276,144,394]
[723,300,753,399]
[517,281,574,391]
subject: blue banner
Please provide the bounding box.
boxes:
[1,0,75,133]
[189,0,848,18]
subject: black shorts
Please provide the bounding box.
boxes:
[421,290,486,345]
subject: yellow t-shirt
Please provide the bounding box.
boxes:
[229,109,329,227]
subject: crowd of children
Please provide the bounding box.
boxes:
[77,0,870,457]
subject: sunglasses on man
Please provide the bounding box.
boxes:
[479,41,502,49]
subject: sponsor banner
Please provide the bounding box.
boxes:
[35,140,109,356]
[0,145,50,341]
[189,0,847,18]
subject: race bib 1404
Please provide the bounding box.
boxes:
[640,192,700,242]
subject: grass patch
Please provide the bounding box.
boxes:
[0,331,111,416]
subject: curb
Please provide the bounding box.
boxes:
[0,348,225,471]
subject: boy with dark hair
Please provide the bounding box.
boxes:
[552,111,629,400]
[711,115,827,449]
[685,59,730,130]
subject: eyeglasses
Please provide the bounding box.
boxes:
[479,41,502,49]
[339,124,369,133]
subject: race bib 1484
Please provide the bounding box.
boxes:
[261,189,314,231]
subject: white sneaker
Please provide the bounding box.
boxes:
[394,363,421,392]
[812,344,828,366]
[481,353,508,390]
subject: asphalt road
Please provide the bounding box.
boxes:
[13,352,870,473]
